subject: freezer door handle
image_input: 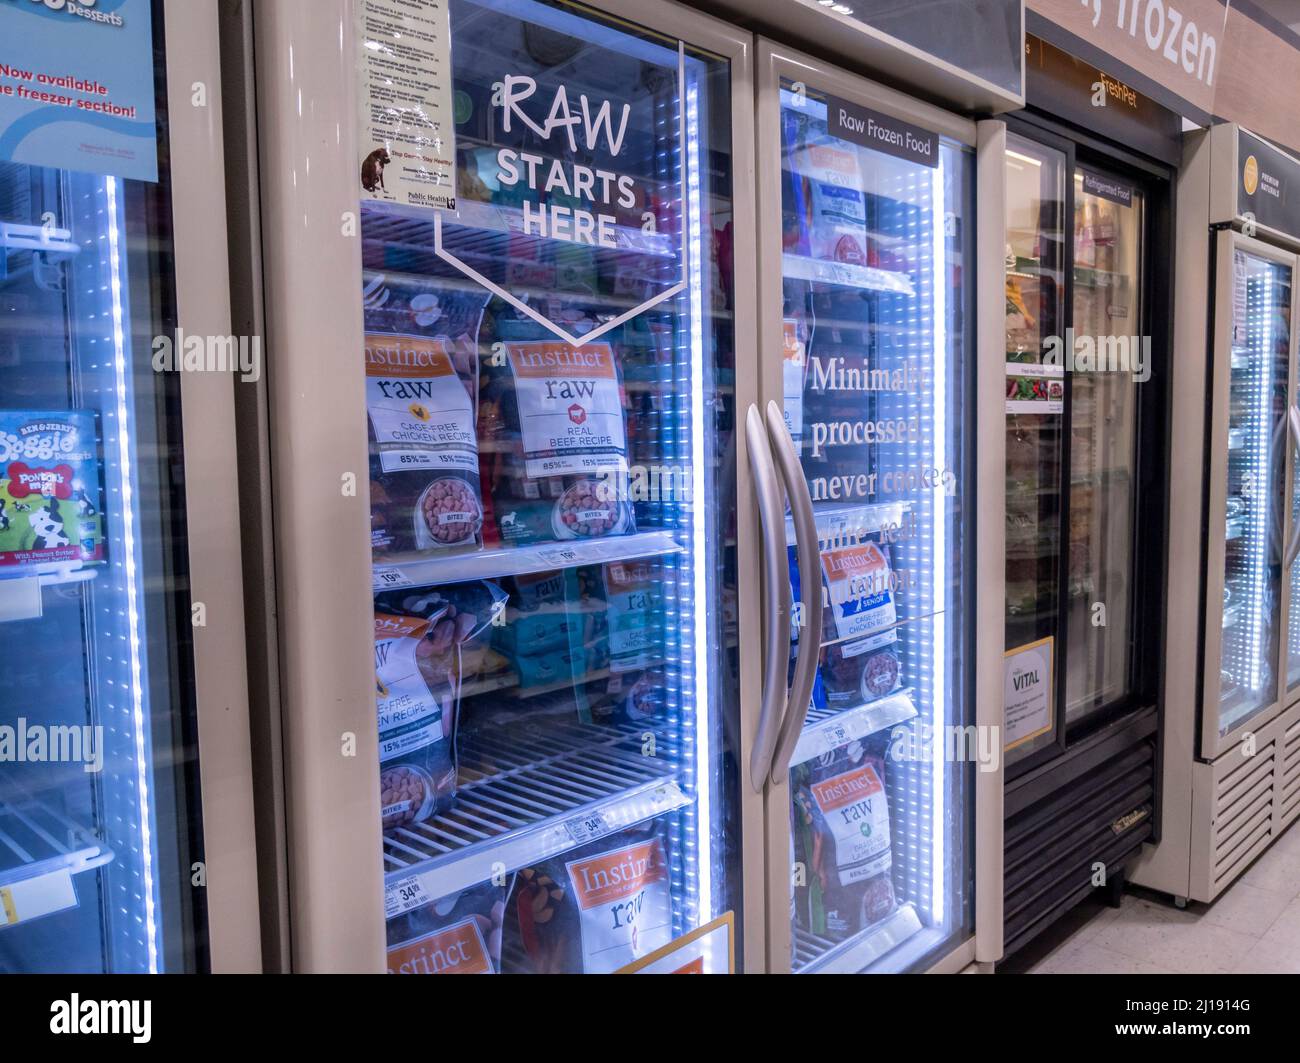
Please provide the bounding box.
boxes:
[1284,405,1300,570]
[746,404,792,793]
[764,400,821,787]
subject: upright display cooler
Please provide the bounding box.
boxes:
[750,43,986,973]
[998,94,1174,957]
[243,0,1005,973]
[1133,125,1300,907]
[0,0,259,973]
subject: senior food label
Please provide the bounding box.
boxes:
[506,341,627,478]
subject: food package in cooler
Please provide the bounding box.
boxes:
[361,272,489,348]
[791,739,897,941]
[507,821,673,973]
[366,334,483,557]
[821,629,901,707]
[792,143,868,266]
[480,339,635,548]
[0,409,104,571]
[783,318,808,447]
[386,878,512,974]
[374,581,506,829]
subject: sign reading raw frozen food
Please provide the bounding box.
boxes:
[0,410,103,571]
[0,0,157,181]
[826,95,938,169]
[1004,636,1053,751]
[355,0,456,210]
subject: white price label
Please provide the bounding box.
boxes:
[538,547,581,567]
[384,874,432,919]
[373,566,415,592]
[563,810,611,845]
[822,723,849,754]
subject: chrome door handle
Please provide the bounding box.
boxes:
[1284,405,1300,570]
[764,400,821,787]
[746,405,792,794]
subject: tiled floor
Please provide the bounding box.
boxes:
[1000,819,1300,974]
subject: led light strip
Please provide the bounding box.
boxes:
[106,176,159,972]
[682,41,712,922]
[929,159,947,924]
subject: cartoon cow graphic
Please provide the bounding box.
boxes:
[73,487,97,518]
[29,500,69,549]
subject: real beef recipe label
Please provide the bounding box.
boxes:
[506,341,627,479]
[810,763,892,886]
[565,837,672,973]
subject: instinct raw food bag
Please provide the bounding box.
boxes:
[374,581,505,829]
[794,143,868,265]
[817,541,899,706]
[791,740,896,941]
[782,319,808,449]
[386,877,512,975]
[480,339,635,548]
[508,822,673,974]
[366,333,482,557]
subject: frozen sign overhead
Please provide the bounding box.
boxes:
[0,0,157,181]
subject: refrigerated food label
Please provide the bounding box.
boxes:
[566,838,673,973]
[505,342,628,478]
[0,0,158,182]
[783,320,807,444]
[809,764,892,886]
[821,542,897,641]
[0,410,104,571]
[387,918,492,974]
[1003,636,1053,751]
[365,336,476,473]
[1079,169,1133,208]
[355,0,456,211]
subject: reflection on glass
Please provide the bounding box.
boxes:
[1220,250,1291,735]
[1064,171,1143,722]
[1003,135,1065,763]
[777,79,970,973]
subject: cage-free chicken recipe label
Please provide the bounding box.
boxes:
[566,838,672,974]
[506,342,628,478]
[365,335,476,473]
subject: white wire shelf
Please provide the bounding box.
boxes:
[382,721,689,917]
[0,800,114,927]
[791,690,918,768]
[783,252,915,297]
[373,529,684,591]
[793,902,923,974]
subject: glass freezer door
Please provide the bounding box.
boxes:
[0,6,210,971]
[362,0,742,975]
[758,58,973,974]
[1203,233,1295,757]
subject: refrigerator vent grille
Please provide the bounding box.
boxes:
[1280,716,1300,830]
[381,722,680,875]
[1003,738,1155,957]
[1210,742,1275,892]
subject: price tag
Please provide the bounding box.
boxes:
[822,723,849,754]
[563,810,611,845]
[373,566,414,592]
[385,874,432,919]
[538,546,581,567]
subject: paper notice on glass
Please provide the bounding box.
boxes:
[1005,362,1064,414]
[1004,636,1053,751]
[355,0,456,211]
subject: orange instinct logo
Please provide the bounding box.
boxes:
[568,840,667,911]
[811,764,884,813]
[387,919,491,974]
